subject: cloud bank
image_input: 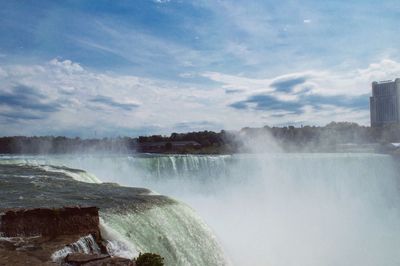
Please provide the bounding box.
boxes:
[0,58,400,136]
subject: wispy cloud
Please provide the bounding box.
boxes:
[0,58,399,136]
[90,95,139,111]
[0,85,61,113]
[0,59,226,136]
[1,1,400,135]
[270,77,307,93]
[229,92,368,114]
[2,0,400,78]
[153,0,171,3]
[203,59,400,126]
[1,111,43,121]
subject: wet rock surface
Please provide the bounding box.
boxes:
[65,253,136,266]
[0,206,101,239]
[0,234,80,265]
[0,207,135,266]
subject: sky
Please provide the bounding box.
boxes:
[1,0,400,137]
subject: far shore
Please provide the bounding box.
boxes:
[1,122,400,155]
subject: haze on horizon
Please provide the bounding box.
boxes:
[1,0,400,137]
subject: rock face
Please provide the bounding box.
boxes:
[0,206,135,266]
[65,253,136,266]
[0,206,101,240]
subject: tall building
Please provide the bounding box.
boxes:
[370,78,400,127]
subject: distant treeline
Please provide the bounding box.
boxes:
[1,122,400,154]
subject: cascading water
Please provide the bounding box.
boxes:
[0,158,227,266]
[2,153,400,266]
[101,203,225,265]
[51,235,101,262]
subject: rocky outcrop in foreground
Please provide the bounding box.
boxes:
[0,206,135,266]
[0,206,101,240]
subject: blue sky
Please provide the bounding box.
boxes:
[1,0,400,136]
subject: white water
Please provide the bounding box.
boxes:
[0,155,227,266]
[100,222,138,259]
[101,203,226,265]
[51,234,101,262]
[38,165,102,183]
[3,153,400,266]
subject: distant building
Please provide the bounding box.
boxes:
[370,78,400,127]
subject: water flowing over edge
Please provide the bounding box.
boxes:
[0,156,228,266]
[2,153,400,266]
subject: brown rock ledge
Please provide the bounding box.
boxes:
[0,206,101,240]
[0,206,135,266]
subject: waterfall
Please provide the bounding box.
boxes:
[0,156,228,266]
[2,153,400,266]
[101,204,226,266]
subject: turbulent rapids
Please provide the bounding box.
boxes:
[1,153,400,266]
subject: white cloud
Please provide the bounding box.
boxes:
[49,58,84,73]
[1,58,399,136]
[200,59,400,126]
[0,59,228,136]
[204,59,400,97]
[207,1,276,39]
[72,20,213,71]
[303,19,312,24]
[179,72,195,78]
[0,67,7,78]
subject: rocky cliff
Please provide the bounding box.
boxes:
[0,206,101,239]
[0,206,134,266]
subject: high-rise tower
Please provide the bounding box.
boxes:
[370,79,400,127]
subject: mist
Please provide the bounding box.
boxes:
[27,148,400,266]
[4,124,399,266]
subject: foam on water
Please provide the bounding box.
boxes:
[99,221,139,259]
